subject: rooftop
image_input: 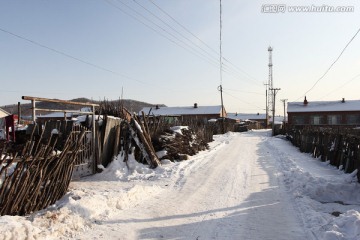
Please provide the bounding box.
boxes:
[139,105,224,116]
[288,99,360,113]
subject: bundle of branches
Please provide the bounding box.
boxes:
[154,127,209,161]
[0,128,86,216]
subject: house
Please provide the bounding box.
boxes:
[227,113,268,128]
[287,97,360,127]
[0,108,10,139]
[139,103,226,124]
[36,107,92,125]
[0,108,10,118]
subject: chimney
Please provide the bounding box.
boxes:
[341,98,345,103]
[304,96,308,105]
[194,103,198,108]
[155,105,159,110]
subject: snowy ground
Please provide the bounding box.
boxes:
[1,130,360,240]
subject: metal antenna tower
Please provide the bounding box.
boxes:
[267,46,273,124]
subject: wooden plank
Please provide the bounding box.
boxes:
[22,96,99,107]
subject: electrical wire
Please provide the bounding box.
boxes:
[222,88,265,95]
[106,0,263,90]
[317,73,360,100]
[107,0,219,67]
[0,27,149,85]
[295,26,360,101]
[148,0,261,86]
[222,90,264,111]
[134,0,217,61]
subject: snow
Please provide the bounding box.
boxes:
[227,112,266,120]
[169,125,188,135]
[1,130,360,239]
[288,99,360,113]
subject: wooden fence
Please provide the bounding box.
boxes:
[0,124,86,216]
[287,127,360,181]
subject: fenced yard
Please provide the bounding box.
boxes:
[0,123,87,216]
[287,127,360,181]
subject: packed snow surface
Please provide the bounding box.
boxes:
[1,130,360,240]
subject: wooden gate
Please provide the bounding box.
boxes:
[21,96,99,179]
[71,124,94,179]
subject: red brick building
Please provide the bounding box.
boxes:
[287,98,360,127]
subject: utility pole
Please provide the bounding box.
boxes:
[280,99,288,124]
[218,85,225,134]
[270,88,281,136]
[264,83,269,128]
[267,47,273,129]
[219,0,225,134]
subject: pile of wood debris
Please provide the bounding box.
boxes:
[152,126,210,161]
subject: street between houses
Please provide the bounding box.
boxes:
[75,131,308,240]
[2,130,360,240]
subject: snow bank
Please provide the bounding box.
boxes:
[268,136,360,240]
[1,130,360,240]
[0,153,177,239]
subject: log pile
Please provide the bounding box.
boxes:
[153,127,209,161]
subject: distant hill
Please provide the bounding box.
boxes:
[1,98,166,116]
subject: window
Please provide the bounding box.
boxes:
[310,115,324,125]
[292,115,305,125]
[327,115,341,125]
[347,114,360,125]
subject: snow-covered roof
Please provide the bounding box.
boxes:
[38,112,74,118]
[228,113,267,121]
[0,108,10,118]
[37,108,93,118]
[288,99,360,113]
[139,105,224,116]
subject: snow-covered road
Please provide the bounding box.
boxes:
[2,130,360,240]
[77,131,307,239]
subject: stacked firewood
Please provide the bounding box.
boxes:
[152,127,209,161]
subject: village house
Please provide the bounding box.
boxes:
[0,108,10,139]
[0,108,10,119]
[287,97,360,127]
[36,107,92,125]
[227,113,268,128]
[139,103,226,124]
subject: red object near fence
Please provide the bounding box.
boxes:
[5,114,18,142]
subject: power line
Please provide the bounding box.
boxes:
[148,0,220,56]
[295,26,360,101]
[110,0,262,89]
[317,73,360,100]
[0,27,149,85]
[107,0,219,67]
[222,88,264,95]
[222,90,264,110]
[146,0,262,86]
[219,0,225,134]
[134,0,217,62]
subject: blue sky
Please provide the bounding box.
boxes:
[1,0,359,114]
